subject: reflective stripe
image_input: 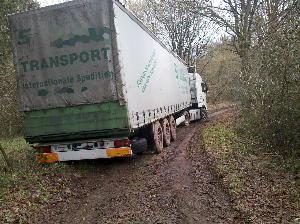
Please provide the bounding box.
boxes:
[107,147,132,158]
[37,153,59,163]
[37,147,133,163]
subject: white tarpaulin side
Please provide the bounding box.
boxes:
[113,2,192,129]
[9,0,117,111]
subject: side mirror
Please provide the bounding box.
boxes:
[188,66,196,73]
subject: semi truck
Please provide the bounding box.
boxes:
[9,0,208,163]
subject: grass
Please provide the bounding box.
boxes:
[0,137,114,223]
[202,114,300,223]
[0,138,30,198]
[0,137,74,223]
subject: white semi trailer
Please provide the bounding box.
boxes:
[9,0,208,163]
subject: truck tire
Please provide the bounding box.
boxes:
[161,118,171,147]
[131,138,148,154]
[200,107,208,120]
[169,115,177,142]
[183,111,190,126]
[152,121,163,153]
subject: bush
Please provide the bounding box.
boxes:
[238,8,300,153]
[197,42,241,103]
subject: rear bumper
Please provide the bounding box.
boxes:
[37,147,133,163]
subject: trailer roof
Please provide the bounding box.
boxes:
[9,0,81,17]
[9,0,187,66]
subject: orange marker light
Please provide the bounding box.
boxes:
[36,153,59,163]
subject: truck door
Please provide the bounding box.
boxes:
[195,74,208,109]
[200,81,208,109]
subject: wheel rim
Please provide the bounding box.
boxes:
[166,124,170,135]
[184,112,190,126]
[162,119,171,146]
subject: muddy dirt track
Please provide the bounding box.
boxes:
[32,108,243,224]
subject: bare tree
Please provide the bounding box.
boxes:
[126,0,163,36]
[127,0,212,65]
[204,0,300,150]
[205,0,260,59]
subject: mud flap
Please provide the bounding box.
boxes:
[131,138,148,154]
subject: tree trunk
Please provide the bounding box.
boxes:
[0,144,13,171]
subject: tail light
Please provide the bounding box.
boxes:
[114,139,131,148]
[33,145,51,153]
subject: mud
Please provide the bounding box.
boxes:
[31,109,243,224]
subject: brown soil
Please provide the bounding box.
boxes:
[30,108,243,224]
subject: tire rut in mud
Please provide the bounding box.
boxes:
[32,108,243,224]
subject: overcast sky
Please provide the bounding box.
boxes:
[38,0,68,6]
[38,0,222,7]
[37,0,226,41]
[38,0,124,7]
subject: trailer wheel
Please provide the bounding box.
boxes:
[200,107,208,120]
[183,111,190,126]
[169,115,177,142]
[161,118,171,147]
[151,121,163,153]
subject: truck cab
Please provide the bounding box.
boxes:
[190,73,208,109]
[189,72,208,121]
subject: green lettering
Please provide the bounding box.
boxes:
[67,35,78,47]
[97,71,104,79]
[62,78,67,84]
[81,75,86,83]
[69,53,78,64]
[51,38,64,48]
[60,55,69,66]
[79,51,89,63]
[20,61,29,72]
[32,81,39,88]
[40,58,49,70]
[104,71,111,78]
[23,83,29,89]
[89,28,103,41]
[30,60,40,71]
[102,48,110,59]
[90,73,95,80]
[18,29,31,45]
[49,56,59,68]
[91,49,100,61]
